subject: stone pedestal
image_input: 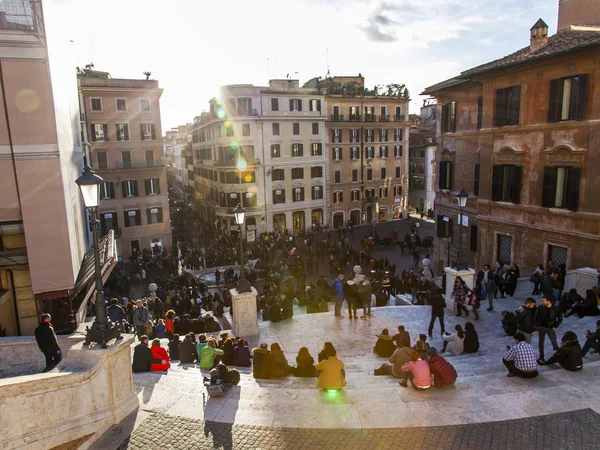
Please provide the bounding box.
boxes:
[231,287,259,337]
[444,267,476,309]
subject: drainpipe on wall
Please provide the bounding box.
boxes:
[7,269,21,336]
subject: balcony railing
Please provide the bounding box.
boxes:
[214,158,256,167]
[237,108,259,117]
[394,115,406,121]
[349,114,362,122]
[365,115,377,122]
[112,159,165,170]
[330,114,344,121]
[379,114,390,122]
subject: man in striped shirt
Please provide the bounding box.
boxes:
[503,332,539,378]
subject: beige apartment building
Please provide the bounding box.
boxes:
[321,76,410,226]
[0,0,98,335]
[191,80,327,235]
[79,72,172,259]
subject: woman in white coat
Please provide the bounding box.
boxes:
[441,324,465,355]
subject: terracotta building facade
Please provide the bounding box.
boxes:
[423,6,600,275]
[79,73,172,259]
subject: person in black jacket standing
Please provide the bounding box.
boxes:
[34,313,62,373]
[535,296,562,364]
[428,286,446,337]
[132,335,164,373]
[515,298,537,344]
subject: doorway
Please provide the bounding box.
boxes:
[150,237,163,256]
[130,239,140,256]
[293,211,305,234]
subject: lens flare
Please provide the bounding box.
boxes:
[15,89,40,113]
[217,106,225,119]
[237,157,248,171]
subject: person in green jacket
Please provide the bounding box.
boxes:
[196,334,208,362]
[200,338,224,370]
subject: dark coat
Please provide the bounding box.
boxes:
[168,339,180,360]
[232,345,251,367]
[374,335,396,358]
[294,354,316,377]
[252,348,270,378]
[463,329,480,354]
[516,306,537,334]
[179,338,197,363]
[393,331,411,348]
[34,322,60,355]
[269,305,283,322]
[545,340,583,371]
[428,287,446,315]
[428,354,457,387]
[502,312,518,337]
[541,276,554,300]
[107,304,126,324]
[267,348,290,378]
[132,343,161,373]
[282,297,294,319]
[535,304,563,329]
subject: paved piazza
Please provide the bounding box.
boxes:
[106,282,600,449]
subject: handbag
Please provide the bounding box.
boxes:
[529,274,541,283]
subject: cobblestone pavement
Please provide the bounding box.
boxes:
[118,408,600,450]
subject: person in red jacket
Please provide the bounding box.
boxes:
[425,347,457,387]
[150,338,171,371]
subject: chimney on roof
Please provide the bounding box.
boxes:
[530,19,549,52]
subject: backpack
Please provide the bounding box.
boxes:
[207,384,226,397]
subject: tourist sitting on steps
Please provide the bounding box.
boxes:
[425,347,457,387]
[538,331,583,371]
[267,342,291,378]
[132,335,165,373]
[232,338,252,367]
[501,311,518,337]
[399,351,432,390]
[413,334,430,359]
[205,362,240,386]
[196,334,207,361]
[222,338,234,365]
[503,332,539,378]
[200,338,224,370]
[150,339,171,372]
[441,324,465,356]
[582,320,600,358]
[179,332,198,363]
[168,334,180,360]
[566,290,600,318]
[393,325,411,348]
[375,344,412,377]
[315,342,347,390]
[463,322,480,354]
[374,328,396,357]
[294,347,316,377]
[252,343,270,379]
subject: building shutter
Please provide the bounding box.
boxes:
[508,86,521,125]
[140,124,145,140]
[137,211,142,226]
[100,214,107,235]
[447,162,454,190]
[473,164,480,196]
[571,74,588,121]
[133,180,139,197]
[548,78,561,123]
[437,215,445,238]
[115,124,121,141]
[477,96,483,129]
[155,178,161,195]
[297,100,302,111]
[147,209,152,225]
[121,181,127,197]
[124,124,129,141]
[317,99,321,111]
[491,165,503,201]
[566,167,581,211]
[102,124,108,140]
[158,208,163,223]
[450,102,456,132]
[151,124,156,140]
[289,99,293,111]
[494,88,506,127]
[123,211,128,227]
[90,124,96,141]
[145,179,151,195]
[541,167,557,208]
[113,213,118,230]
[439,161,447,190]
[511,165,522,204]
[470,225,478,252]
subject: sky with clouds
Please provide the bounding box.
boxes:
[53,0,559,131]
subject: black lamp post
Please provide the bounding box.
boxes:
[453,188,469,271]
[76,166,121,348]
[233,203,252,293]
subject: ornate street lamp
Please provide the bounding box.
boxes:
[76,166,121,348]
[232,203,252,293]
[453,188,469,271]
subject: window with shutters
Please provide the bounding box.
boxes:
[271,98,279,111]
[147,207,163,225]
[365,106,375,121]
[380,186,388,198]
[351,190,360,201]
[438,161,453,190]
[116,98,127,112]
[474,164,480,196]
[100,182,114,199]
[125,210,141,227]
[100,212,118,235]
[312,185,323,200]
[272,123,280,135]
[352,169,358,182]
[271,144,281,158]
[394,185,401,197]
[121,151,132,169]
[349,106,360,121]
[548,74,588,122]
[365,188,375,200]
[367,168,373,181]
[366,129,374,142]
[97,151,108,170]
[145,150,154,167]
[145,178,160,195]
[380,168,386,180]
[116,123,129,141]
[395,167,400,179]
[273,189,286,204]
[243,192,257,207]
[272,168,285,181]
[470,225,478,252]
[380,128,388,142]
[122,180,138,198]
[366,146,374,159]
[441,102,456,133]
[477,96,483,129]
[380,146,388,158]
[293,123,300,135]
[293,187,305,202]
[141,123,155,140]
[238,97,252,115]
[312,123,319,135]
[395,106,402,120]
[292,143,303,157]
[225,124,234,137]
[140,98,151,112]
[91,98,103,112]
[292,168,304,180]
[331,129,342,143]
[311,166,323,178]
[491,165,522,203]
[334,171,341,183]
[333,148,342,161]
[93,123,106,141]
[542,166,580,211]
[290,98,302,111]
[436,215,453,238]
[494,86,521,127]
[309,99,321,112]
[333,191,343,203]
[351,147,359,160]
[350,129,359,143]
[242,124,250,136]
[394,145,402,158]
[311,143,322,156]
[394,128,403,141]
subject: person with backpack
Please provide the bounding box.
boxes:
[516,298,537,344]
[332,274,346,318]
[427,285,446,337]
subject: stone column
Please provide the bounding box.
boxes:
[231,287,259,337]
[444,267,476,309]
